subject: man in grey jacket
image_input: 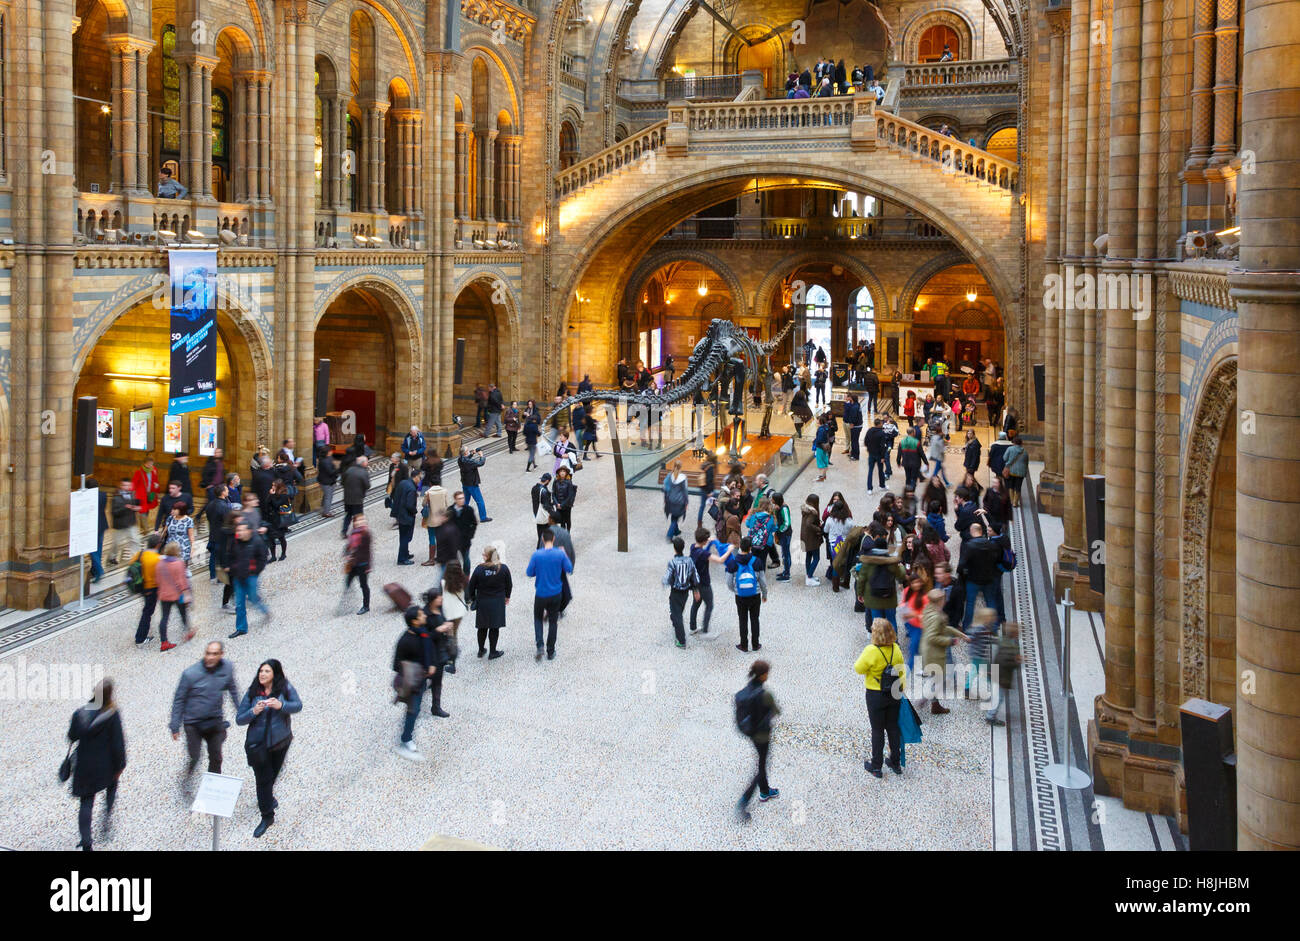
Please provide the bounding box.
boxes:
[341,454,370,538]
[170,641,240,779]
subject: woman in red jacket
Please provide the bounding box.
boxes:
[131,458,161,533]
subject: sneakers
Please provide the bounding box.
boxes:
[735,801,753,823]
[985,713,1006,726]
[675,641,687,649]
[182,629,196,643]
[394,741,425,762]
[776,573,791,581]
[805,577,821,587]
[488,650,504,660]
[357,606,369,615]
[759,788,780,802]
[735,643,749,652]
[547,650,556,660]
[160,641,177,652]
[535,646,544,662]
[223,606,237,615]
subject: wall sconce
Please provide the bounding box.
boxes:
[104,372,168,383]
[353,233,368,246]
[697,279,708,297]
[100,104,112,115]
[965,291,977,303]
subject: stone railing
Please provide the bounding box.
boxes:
[900,58,1017,88]
[453,219,523,250]
[677,95,864,135]
[76,193,255,245]
[661,215,952,242]
[555,121,668,197]
[876,112,1019,191]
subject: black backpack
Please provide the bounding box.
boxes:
[868,559,895,595]
[734,682,767,736]
[125,553,145,594]
[877,645,900,694]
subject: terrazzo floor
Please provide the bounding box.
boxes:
[0,411,997,850]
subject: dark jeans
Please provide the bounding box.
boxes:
[963,580,1005,627]
[134,588,158,643]
[77,784,117,849]
[507,430,518,452]
[669,588,690,644]
[736,594,762,647]
[866,392,877,414]
[401,682,424,743]
[805,546,820,579]
[249,743,289,819]
[184,722,227,774]
[776,530,792,576]
[867,456,887,489]
[904,462,921,490]
[741,737,771,805]
[865,687,902,771]
[158,599,189,643]
[342,503,363,537]
[866,606,898,630]
[849,425,863,459]
[207,540,222,580]
[536,523,550,548]
[690,580,714,632]
[346,565,370,607]
[533,593,562,652]
[397,522,415,563]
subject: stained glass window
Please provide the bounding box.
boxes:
[162,26,180,154]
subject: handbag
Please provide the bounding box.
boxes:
[535,503,551,525]
[216,566,230,585]
[58,740,77,784]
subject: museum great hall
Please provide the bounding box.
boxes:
[0,0,1295,848]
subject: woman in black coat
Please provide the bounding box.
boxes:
[551,467,577,531]
[67,679,126,850]
[235,659,302,838]
[962,430,982,477]
[466,545,512,660]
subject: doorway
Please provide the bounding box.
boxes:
[955,340,980,367]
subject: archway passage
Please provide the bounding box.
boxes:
[452,281,504,421]
[75,301,258,496]
[1206,423,1238,708]
[623,260,736,376]
[761,259,875,367]
[315,287,415,453]
[909,262,1002,372]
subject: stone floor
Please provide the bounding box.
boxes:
[0,409,998,850]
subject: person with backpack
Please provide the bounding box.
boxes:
[130,533,163,645]
[392,605,435,761]
[1001,433,1030,507]
[854,618,908,778]
[662,536,702,649]
[66,678,126,850]
[743,497,777,571]
[663,461,689,541]
[770,492,793,580]
[689,526,733,637]
[854,526,907,628]
[726,536,768,652]
[812,416,832,483]
[107,478,141,565]
[734,659,780,822]
[957,522,1006,628]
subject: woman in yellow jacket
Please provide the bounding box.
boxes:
[853,618,908,777]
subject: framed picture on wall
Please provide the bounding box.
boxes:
[162,414,187,455]
[95,408,116,447]
[197,416,223,457]
[129,408,153,451]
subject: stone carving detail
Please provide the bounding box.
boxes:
[1169,267,1237,311]
[461,0,535,43]
[1180,357,1237,703]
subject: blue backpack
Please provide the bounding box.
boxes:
[734,557,760,597]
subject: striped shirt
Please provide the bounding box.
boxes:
[662,555,700,591]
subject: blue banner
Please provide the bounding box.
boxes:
[167,250,218,414]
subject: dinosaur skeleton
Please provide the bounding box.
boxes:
[543,318,794,455]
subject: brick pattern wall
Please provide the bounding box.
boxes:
[315,307,395,443]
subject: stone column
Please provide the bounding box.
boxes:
[1040,13,1068,514]
[1209,0,1239,166]
[1103,0,1141,721]
[507,134,522,223]
[454,122,469,220]
[108,37,151,195]
[1187,0,1217,171]
[178,54,217,200]
[362,101,388,214]
[330,96,349,211]
[256,75,273,204]
[133,40,150,192]
[1055,0,1093,600]
[1228,0,1300,853]
[478,128,498,222]
[233,73,249,202]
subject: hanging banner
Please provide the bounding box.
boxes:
[168,249,218,414]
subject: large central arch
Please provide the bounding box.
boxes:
[552,163,1017,385]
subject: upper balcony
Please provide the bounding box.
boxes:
[894,58,1018,99]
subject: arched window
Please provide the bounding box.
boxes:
[346,113,359,211]
[804,284,832,356]
[211,90,229,201]
[314,72,324,203]
[161,26,181,159]
[559,120,578,170]
[850,287,875,348]
[918,25,959,62]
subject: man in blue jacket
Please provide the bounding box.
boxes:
[392,469,420,565]
[526,530,573,661]
[401,425,426,471]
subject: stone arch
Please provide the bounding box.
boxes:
[619,248,748,321]
[72,277,275,460]
[350,0,423,103]
[314,271,423,430]
[214,24,258,70]
[450,273,521,405]
[463,42,523,126]
[946,299,999,327]
[752,250,893,325]
[1181,355,1238,704]
[902,9,976,62]
[896,250,971,322]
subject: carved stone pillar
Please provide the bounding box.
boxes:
[507,134,522,223]
[362,101,388,214]
[330,96,348,211]
[1040,13,1068,513]
[454,122,469,220]
[1187,0,1216,171]
[178,54,217,200]
[1209,0,1239,166]
[108,37,152,195]
[477,127,497,222]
